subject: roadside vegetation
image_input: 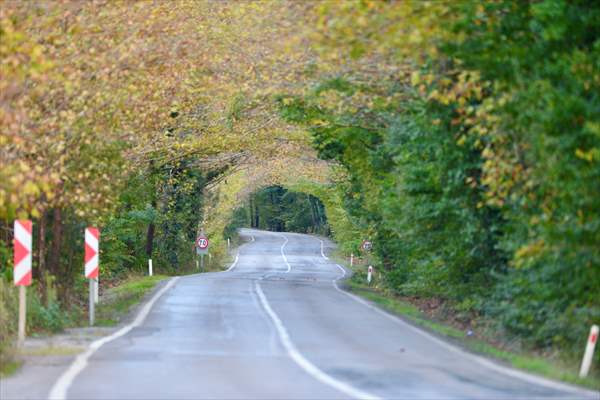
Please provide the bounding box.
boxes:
[1,0,598,383]
[276,0,600,379]
[91,275,167,327]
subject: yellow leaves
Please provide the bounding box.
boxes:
[575,148,599,163]
[22,181,40,196]
[311,119,329,127]
[0,1,320,220]
[514,240,546,268]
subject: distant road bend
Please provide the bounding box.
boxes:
[48,229,596,399]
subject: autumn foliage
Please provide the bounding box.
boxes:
[1,0,599,371]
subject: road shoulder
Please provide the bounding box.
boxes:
[332,257,600,395]
[0,275,170,400]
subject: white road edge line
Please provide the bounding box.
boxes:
[48,277,180,400]
[226,253,239,272]
[329,263,597,398]
[224,234,254,272]
[280,234,291,273]
[255,281,380,400]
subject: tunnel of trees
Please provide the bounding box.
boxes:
[2,0,599,379]
[225,186,329,236]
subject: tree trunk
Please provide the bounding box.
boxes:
[248,197,254,228]
[307,194,318,231]
[254,199,260,228]
[146,162,157,258]
[37,211,47,305]
[48,207,63,277]
[145,222,155,258]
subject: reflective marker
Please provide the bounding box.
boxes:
[580,325,599,377]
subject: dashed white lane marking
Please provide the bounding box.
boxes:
[48,277,179,400]
[319,239,329,260]
[255,281,380,400]
[279,234,291,273]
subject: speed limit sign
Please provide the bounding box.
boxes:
[196,237,208,249]
[196,235,209,254]
[361,240,372,252]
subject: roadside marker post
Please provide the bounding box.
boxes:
[85,227,100,326]
[14,220,32,346]
[362,240,373,285]
[350,253,354,267]
[580,324,599,378]
[148,259,153,276]
[94,278,99,304]
[227,237,230,253]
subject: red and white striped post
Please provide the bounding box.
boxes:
[85,227,99,326]
[580,325,599,378]
[14,220,32,346]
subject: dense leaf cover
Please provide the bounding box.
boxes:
[1,0,598,367]
[278,0,600,359]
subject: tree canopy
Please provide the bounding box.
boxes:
[1,0,599,370]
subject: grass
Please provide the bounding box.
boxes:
[19,346,83,357]
[336,258,600,392]
[0,359,21,377]
[0,274,167,379]
[92,275,167,326]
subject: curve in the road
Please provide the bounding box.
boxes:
[44,229,597,400]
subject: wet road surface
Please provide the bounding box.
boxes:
[41,229,600,399]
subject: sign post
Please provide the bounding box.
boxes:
[195,234,209,270]
[85,227,100,326]
[14,220,32,347]
[361,240,374,285]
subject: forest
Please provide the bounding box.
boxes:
[1,0,599,375]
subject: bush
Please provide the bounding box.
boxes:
[0,279,18,369]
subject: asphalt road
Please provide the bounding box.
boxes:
[17,229,599,399]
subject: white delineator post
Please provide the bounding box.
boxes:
[85,227,100,326]
[148,259,153,276]
[227,237,230,252]
[350,253,354,267]
[367,265,373,285]
[14,220,32,346]
[579,324,599,378]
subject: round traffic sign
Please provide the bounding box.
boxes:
[362,240,372,252]
[196,236,209,249]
